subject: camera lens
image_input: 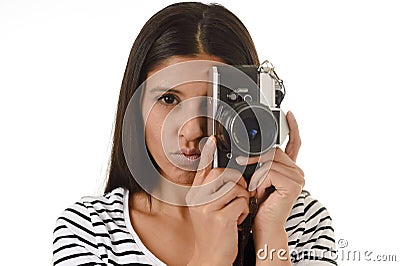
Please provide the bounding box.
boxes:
[216,102,277,156]
[248,128,258,140]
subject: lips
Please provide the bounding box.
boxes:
[182,154,200,160]
[170,149,201,168]
[179,148,201,156]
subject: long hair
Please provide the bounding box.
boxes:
[105,2,259,195]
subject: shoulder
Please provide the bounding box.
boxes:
[55,187,126,231]
[287,190,333,231]
[286,190,337,265]
[79,187,126,217]
[53,187,127,247]
[53,187,156,265]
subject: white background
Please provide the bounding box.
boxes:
[1,0,399,265]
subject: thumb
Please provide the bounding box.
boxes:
[285,111,301,162]
[192,136,216,186]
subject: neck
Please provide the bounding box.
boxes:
[131,175,194,219]
[131,191,192,220]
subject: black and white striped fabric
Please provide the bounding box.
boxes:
[53,187,337,265]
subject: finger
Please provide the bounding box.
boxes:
[247,161,271,192]
[188,170,247,206]
[236,148,275,166]
[273,149,305,177]
[269,161,305,187]
[209,182,249,210]
[234,176,247,190]
[273,148,298,169]
[257,169,302,199]
[248,158,304,196]
[246,148,295,191]
[247,164,274,200]
[192,136,216,186]
[203,168,243,188]
[220,196,250,225]
[208,170,247,189]
[255,175,273,200]
[285,111,301,162]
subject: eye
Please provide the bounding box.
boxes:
[158,93,179,106]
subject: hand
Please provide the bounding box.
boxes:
[186,136,250,266]
[236,111,305,235]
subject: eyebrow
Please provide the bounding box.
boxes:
[149,86,184,95]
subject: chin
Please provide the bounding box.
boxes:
[164,167,197,186]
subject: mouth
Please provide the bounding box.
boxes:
[181,153,201,160]
[170,150,201,168]
[178,148,201,157]
[173,151,201,160]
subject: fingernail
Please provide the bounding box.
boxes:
[248,182,257,192]
[236,156,247,165]
[288,110,296,120]
[205,136,216,151]
[200,136,213,152]
[207,135,215,146]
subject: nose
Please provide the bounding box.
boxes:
[179,116,206,142]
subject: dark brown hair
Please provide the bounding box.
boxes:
[105,2,259,195]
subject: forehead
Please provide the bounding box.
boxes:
[145,55,226,96]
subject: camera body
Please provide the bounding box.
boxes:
[207,62,289,181]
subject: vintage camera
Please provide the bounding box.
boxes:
[207,60,289,181]
[207,60,289,266]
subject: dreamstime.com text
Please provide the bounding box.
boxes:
[257,239,397,263]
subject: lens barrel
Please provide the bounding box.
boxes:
[215,102,277,156]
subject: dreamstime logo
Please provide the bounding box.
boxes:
[121,60,273,206]
[257,239,398,263]
[333,239,398,263]
[337,238,349,248]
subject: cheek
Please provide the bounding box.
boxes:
[145,112,163,147]
[144,108,178,158]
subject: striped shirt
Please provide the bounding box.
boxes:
[53,187,337,265]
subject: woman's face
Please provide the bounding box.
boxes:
[141,54,225,185]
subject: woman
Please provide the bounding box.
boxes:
[53,2,336,265]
